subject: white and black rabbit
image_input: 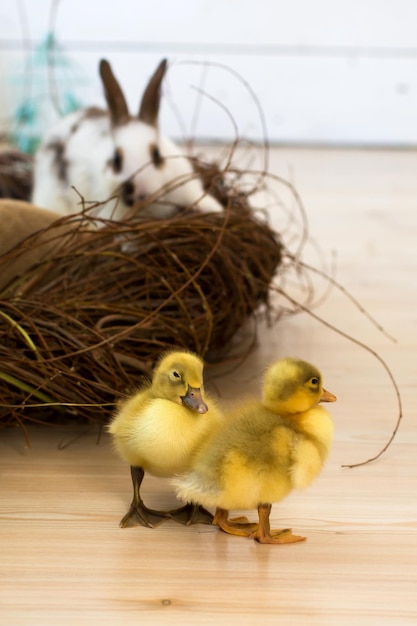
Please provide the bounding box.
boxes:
[32,58,222,219]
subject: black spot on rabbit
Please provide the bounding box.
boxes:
[46,140,68,184]
[71,107,106,134]
[84,107,107,120]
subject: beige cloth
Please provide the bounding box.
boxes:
[0,199,71,291]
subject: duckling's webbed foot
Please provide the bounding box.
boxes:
[169,503,214,526]
[120,502,169,528]
[251,527,306,544]
[119,466,170,529]
[250,503,306,545]
[213,507,259,537]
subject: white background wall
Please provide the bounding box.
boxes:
[1,0,417,146]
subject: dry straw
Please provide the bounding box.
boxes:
[0,159,283,439]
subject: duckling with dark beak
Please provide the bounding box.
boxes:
[108,350,223,528]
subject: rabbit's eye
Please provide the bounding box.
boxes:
[112,148,123,173]
[149,143,164,168]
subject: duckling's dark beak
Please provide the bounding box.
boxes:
[320,388,337,402]
[181,386,208,414]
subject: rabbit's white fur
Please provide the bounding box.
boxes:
[32,59,222,220]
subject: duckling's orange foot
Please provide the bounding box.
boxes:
[213,508,258,537]
[218,520,260,537]
[251,527,306,544]
[169,503,214,526]
[119,503,170,529]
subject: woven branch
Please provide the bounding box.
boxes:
[0,164,282,429]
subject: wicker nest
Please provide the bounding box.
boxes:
[0,163,283,433]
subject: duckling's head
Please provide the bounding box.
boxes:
[151,351,208,414]
[262,357,336,415]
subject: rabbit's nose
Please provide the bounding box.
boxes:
[121,180,135,206]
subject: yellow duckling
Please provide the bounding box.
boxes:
[108,350,223,528]
[173,357,336,544]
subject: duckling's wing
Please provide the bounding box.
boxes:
[288,439,323,489]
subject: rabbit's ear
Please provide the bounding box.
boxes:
[99,59,130,126]
[138,59,168,127]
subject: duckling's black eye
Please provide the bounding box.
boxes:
[310,377,319,386]
[149,143,164,168]
[112,147,123,173]
[172,371,181,379]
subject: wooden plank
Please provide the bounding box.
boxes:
[0,147,416,624]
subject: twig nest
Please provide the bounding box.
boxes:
[0,190,282,428]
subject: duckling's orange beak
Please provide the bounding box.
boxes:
[181,386,208,413]
[320,388,337,402]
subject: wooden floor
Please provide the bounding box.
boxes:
[1,147,416,625]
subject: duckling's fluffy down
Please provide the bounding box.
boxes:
[173,400,333,511]
[109,393,223,477]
